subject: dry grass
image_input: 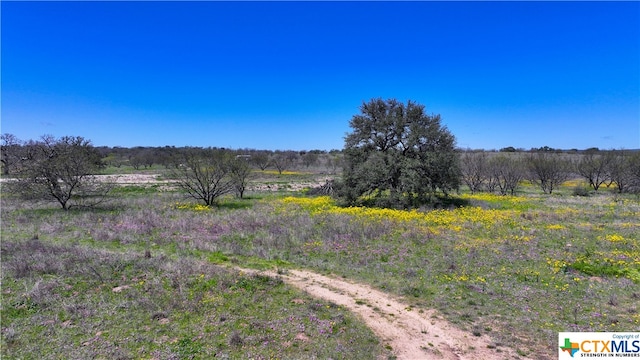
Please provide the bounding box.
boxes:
[2,178,639,359]
[0,192,385,359]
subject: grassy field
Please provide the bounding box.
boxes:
[2,174,639,359]
[0,196,385,359]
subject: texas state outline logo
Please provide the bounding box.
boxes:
[560,337,580,357]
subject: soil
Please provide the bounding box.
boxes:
[98,173,330,192]
[249,268,519,360]
[96,174,168,184]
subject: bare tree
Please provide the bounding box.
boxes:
[271,151,298,174]
[250,151,271,171]
[157,146,179,169]
[172,148,235,206]
[489,155,525,195]
[484,162,500,193]
[527,152,571,194]
[7,135,110,210]
[460,151,488,193]
[607,150,634,193]
[229,155,253,199]
[302,152,319,168]
[575,150,609,191]
[1,133,24,175]
[141,148,156,169]
[129,155,143,170]
[628,152,640,193]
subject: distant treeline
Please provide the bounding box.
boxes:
[0,134,345,176]
[3,133,640,196]
[479,145,639,154]
[93,146,343,172]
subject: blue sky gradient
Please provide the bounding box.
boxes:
[2,1,639,150]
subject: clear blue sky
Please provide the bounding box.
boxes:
[2,1,639,151]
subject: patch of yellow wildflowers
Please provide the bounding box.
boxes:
[619,222,640,228]
[281,196,333,212]
[279,196,519,231]
[460,193,529,204]
[546,224,565,230]
[175,203,211,211]
[510,234,533,242]
[554,283,570,291]
[303,240,323,251]
[562,179,589,187]
[454,233,532,250]
[604,234,625,242]
[547,258,569,274]
[439,273,487,284]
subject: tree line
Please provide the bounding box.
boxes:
[3,98,640,210]
[1,134,344,177]
[92,145,343,174]
[460,149,640,196]
[0,133,343,210]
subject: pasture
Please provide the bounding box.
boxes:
[1,169,639,359]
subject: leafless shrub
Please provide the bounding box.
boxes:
[3,239,65,278]
[5,135,112,210]
[24,278,61,308]
[527,151,571,194]
[171,148,235,206]
[270,151,299,174]
[307,180,335,196]
[607,150,640,193]
[575,150,609,191]
[1,133,24,175]
[488,155,525,195]
[460,151,489,193]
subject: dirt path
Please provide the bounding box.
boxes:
[246,268,518,360]
[97,173,517,358]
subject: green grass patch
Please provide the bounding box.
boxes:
[109,185,161,195]
[0,239,383,359]
[208,250,230,264]
[571,257,640,283]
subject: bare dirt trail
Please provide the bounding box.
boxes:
[248,268,518,360]
[100,174,517,358]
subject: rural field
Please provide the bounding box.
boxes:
[4,0,639,358]
[2,167,639,359]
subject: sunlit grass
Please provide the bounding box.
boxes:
[272,192,640,356]
[561,179,590,188]
[3,183,639,359]
[1,204,384,359]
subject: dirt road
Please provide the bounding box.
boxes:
[250,268,518,360]
[98,174,518,358]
